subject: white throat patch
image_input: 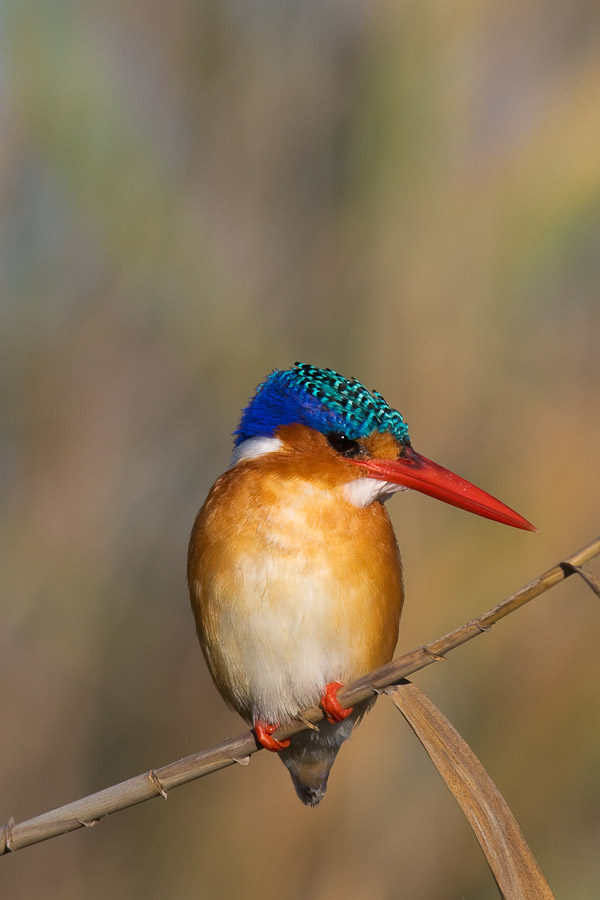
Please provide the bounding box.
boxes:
[342,477,407,508]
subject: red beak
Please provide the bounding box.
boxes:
[348,446,536,532]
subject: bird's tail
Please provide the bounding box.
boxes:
[281,744,338,806]
[278,715,358,807]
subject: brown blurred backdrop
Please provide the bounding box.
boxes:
[2,1,600,898]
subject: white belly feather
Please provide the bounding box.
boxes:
[192,471,402,727]
[215,547,356,724]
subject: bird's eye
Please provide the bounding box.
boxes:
[326,432,362,457]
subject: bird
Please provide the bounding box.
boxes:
[187,363,534,806]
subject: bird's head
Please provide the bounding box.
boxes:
[232,363,535,531]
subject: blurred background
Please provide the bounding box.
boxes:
[1,0,600,897]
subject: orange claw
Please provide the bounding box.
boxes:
[320,681,353,724]
[254,720,290,752]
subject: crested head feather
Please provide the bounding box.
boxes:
[234,363,411,447]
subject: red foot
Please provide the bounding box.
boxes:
[320,681,354,724]
[254,720,290,752]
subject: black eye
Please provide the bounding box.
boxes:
[326,432,362,457]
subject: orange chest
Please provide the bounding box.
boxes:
[190,464,402,595]
[188,466,404,702]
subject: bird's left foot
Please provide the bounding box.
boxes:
[254,720,290,752]
[320,681,354,724]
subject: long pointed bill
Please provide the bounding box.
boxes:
[348,446,536,531]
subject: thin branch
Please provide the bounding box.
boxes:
[1,535,599,856]
[560,561,600,598]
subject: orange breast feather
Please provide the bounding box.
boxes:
[188,454,404,724]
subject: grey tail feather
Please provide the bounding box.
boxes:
[277,716,357,806]
[290,772,330,807]
[281,746,340,807]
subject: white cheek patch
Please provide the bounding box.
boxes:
[342,477,407,508]
[229,436,283,468]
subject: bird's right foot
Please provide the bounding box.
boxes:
[254,720,290,752]
[320,681,354,724]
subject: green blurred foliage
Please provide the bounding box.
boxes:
[1,1,600,897]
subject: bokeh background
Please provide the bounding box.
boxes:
[2,1,600,898]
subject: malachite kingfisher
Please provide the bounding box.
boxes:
[188,364,535,806]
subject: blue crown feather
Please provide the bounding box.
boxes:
[234,363,411,446]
